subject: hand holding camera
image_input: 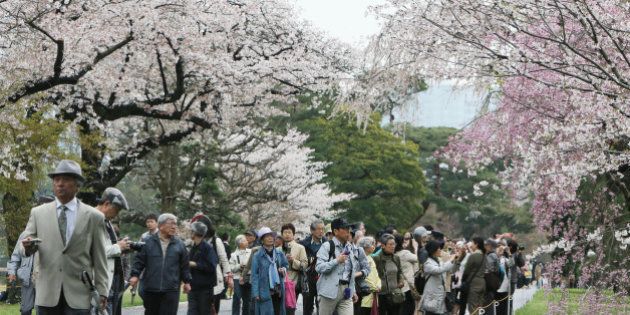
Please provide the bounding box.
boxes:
[117,237,130,251]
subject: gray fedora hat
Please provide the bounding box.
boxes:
[48,159,85,182]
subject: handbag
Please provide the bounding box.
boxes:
[300,269,310,294]
[414,270,428,295]
[390,288,405,304]
[485,271,501,292]
[404,277,421,301]
[356,275,372,296]
[370,293,379,315]
[284,277,297,309]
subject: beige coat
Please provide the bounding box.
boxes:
[20,201,108,309]
[283,240,308,283]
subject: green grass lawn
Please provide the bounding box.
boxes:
[0,284,187,314]
[516,288,630,315]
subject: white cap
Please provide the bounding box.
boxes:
[257,227,274,238]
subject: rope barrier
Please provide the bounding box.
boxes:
[468,293,513,315]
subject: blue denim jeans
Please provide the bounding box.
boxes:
[233,280,252,315]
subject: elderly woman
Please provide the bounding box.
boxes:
[357,236,382,315]
[421,240,462,315]
[230,234,252,315]
[251,227,289,315]
[188,221,218,315]
[374,234,405,315]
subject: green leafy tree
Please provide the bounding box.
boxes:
[403,126,532,238]
[290,110,427,232]
[0,100,68,254]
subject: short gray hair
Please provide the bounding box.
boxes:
[310,220,324,231]
[357,236,375,249]
[158,213,177,226]
[380,233,395,245]
[190,221,207,237]
[235,234,247,246]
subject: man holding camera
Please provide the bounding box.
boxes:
[96,187,130,315]
[20,160,109,314]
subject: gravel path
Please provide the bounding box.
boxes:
[122,286,538,315]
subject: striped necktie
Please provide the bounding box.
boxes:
[59,206,68,245]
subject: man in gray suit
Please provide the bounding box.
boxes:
[20,160,109,315]
[7,231,36,315]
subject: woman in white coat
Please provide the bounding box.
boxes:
[421,240,463,315]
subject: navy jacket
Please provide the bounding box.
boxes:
[131,234,192,292]
[189,241,218,291]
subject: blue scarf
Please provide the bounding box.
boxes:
[264,247,281,290]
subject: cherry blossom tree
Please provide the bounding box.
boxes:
[0,0,355,194]
[369,0,630,291]
[214,127,353,231]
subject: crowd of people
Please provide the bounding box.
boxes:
[4,159,534,315]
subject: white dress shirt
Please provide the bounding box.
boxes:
[55,197,78,244]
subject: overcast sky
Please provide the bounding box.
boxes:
[294,0,483,128]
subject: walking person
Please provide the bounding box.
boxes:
[190,214,233,314]
[230,234,252,315]
[420,240,462,315]
[357,237,381,315]
[462,237,486,314]
[188,222,218,315]
[129,213,192,315]
[279,223,308,315]
[395,234,420,315]
[315,218,361,315]
[138,213,159,300]
[300,221,326,315]
[7,232,36,315]
[251,227,289,315]
[20,160,109,315]
[96,187,131,315]
[373,234,404,315]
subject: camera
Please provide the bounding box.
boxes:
[128,241,145,251]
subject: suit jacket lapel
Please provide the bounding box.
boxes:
[48,202,66,249]
[65,201,87,251]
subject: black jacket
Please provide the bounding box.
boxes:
[131,234,192,292]
[189,241,218,291]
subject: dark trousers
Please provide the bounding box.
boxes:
[273,294,283,315]
[484,291,496,315]
[495,292,508,315]
[233,281,252,315]
[378,295,400,315]
[213,294,223,313]
[144,291,180,315]
[188,289,212,315]
[400,291,416,315]
[509,282,516,313]
[37,290,89,315]
[303,279,318,315]
[361,307,373,315]
[107,290,122,315]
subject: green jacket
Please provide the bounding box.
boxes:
[373,252,403,294]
